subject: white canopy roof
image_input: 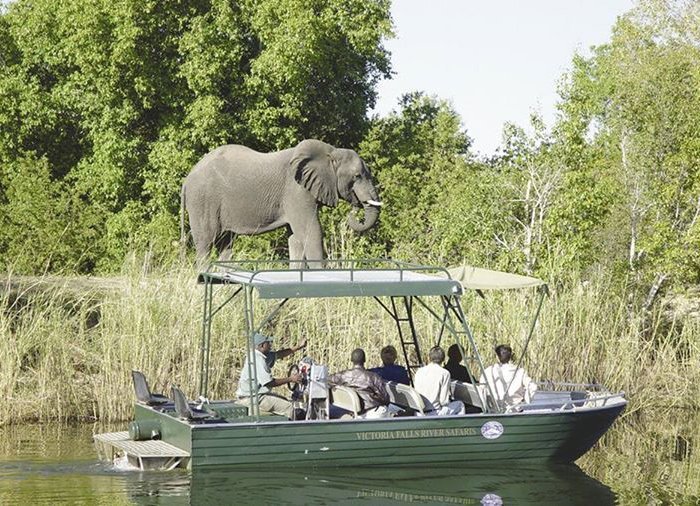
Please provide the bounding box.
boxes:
[446,264,546,291]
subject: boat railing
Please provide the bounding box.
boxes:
[559,391,627,409]
[536,380,611,393]
[202,258,453,284]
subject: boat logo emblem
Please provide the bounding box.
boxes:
[480,421,504,439]
[481,493,503,506]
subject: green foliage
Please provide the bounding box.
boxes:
[1,0,699,303]
[0,0,392,273]
[355,92,472,261]
[0,154,101,272]
[429,162,510,267]
[554,0,700,288]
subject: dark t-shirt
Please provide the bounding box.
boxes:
[444,361,472,383]
[264,351,277,369]
[369,364,410,385]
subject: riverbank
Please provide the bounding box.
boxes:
[1,265,698,424]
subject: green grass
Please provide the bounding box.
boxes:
[1,261,698,425]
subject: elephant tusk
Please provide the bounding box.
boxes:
[366,200,383,207]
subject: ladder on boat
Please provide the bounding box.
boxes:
[375,296,423,384]
[439,295,486,384]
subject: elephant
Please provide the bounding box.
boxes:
[180,139,382,266]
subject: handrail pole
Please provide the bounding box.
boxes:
[198,278,213,397]
[507,286,546,395]
[243,286,259,418]
[444,295,501,413]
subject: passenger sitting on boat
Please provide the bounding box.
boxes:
[369,345,410,385]
[414,346,466,416]
[329,348,392,418]
[479,344,537,408]
[444,344,472,383]
[236,333,303,419]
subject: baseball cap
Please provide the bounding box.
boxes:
[253,332,274,346]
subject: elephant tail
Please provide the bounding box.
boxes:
[179,184,187,258]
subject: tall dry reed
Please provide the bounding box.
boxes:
[1,262,697,424]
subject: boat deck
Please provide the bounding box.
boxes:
[94,431,190,470]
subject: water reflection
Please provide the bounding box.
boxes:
[579,408,700,503]
[180,465,614,505]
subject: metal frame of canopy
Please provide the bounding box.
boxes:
[446,264,550,390]
[196,259,502,418]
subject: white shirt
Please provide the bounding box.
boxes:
[414,362,452,410]
[236,349,273,397]
[479,362,537,406]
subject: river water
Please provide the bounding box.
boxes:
[0,409,697,505]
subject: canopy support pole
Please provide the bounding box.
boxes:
[507,285,547,395]
[441,295,500,413]
[411,295,498,412]
[198,278,214,398]
[199,282,244,398]
[243,285,260,418]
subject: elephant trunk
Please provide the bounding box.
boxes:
[347,201,380,233]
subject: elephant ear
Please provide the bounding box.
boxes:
[290,139,339,207]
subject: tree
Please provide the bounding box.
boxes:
[352,92,472,262]
[0,0,392,272]
[555,0,700,289]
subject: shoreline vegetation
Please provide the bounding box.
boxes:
[2,1,699,429]
[2,260,698,426]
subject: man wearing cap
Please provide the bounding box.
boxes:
[258,333,307,370]
[236,332,306,419]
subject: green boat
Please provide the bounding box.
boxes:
[94,260,626,470]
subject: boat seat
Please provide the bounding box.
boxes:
[171,385,216,422]
[330,386,362,417]
[451,380,485,410]
[131,370,170,406]
[386,382,429,415]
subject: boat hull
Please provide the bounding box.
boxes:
[132,400,626,468]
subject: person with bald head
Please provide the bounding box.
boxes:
[329,348,391,418]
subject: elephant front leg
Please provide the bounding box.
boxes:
[303,224,325,269]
